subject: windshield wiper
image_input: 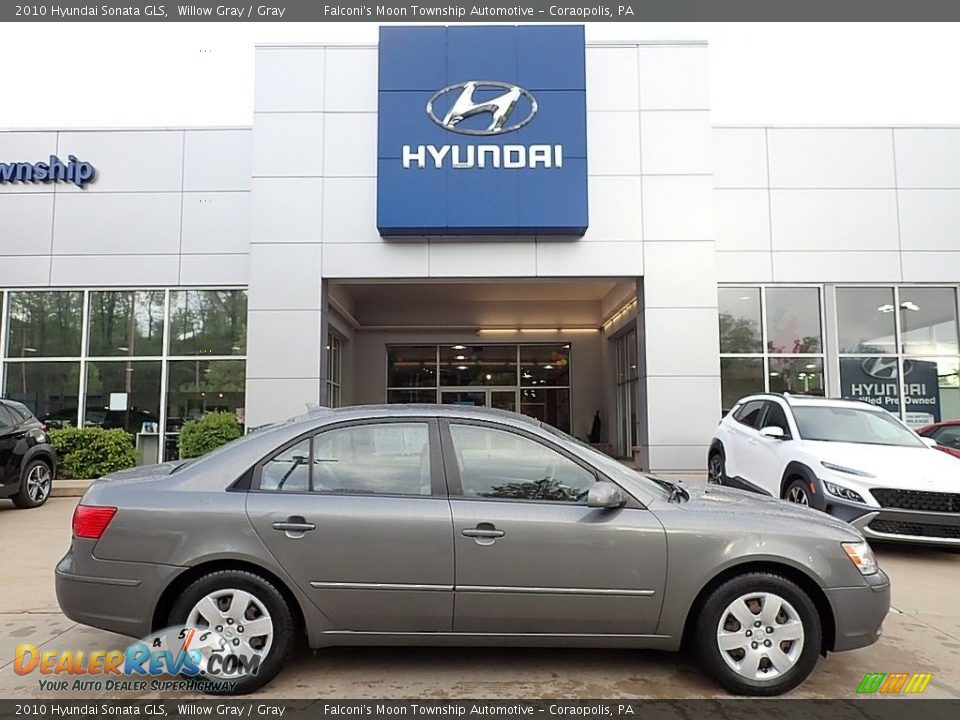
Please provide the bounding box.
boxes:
[652,478,687,503]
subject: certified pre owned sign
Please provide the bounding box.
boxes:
[0,155,96,188]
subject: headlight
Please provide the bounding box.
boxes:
[823,481,865,503]
[843,541,878,575]
[821,461,875,478]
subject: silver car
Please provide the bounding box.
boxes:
[56,405,889,696]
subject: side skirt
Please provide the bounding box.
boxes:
[311,631,677,651]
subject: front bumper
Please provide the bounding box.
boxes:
[825,569,891,652]
[55,539,184,640]
[819,491,960,547]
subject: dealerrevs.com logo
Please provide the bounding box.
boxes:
[0,155,96,188]
[13,625,260,693]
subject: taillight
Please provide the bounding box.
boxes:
[72,505,117,539]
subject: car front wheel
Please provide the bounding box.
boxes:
[695,572,822,696]
[784,478,814,507]
[707,452,725,485]
[168,570,296,695]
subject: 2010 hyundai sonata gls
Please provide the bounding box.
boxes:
[57,405,889,696]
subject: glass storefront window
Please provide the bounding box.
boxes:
[6,291,83,358]
[168,290,247,356]
[718,287,762,353]
[769,357,824,396]
[88,291,165,357]
[899,287,959,356]
[903,356,960,426]
[4,361,81,427]
[836,287,897,354]
[839,356,901,415]
[85,361,161,433]
[439,345,517,386]
[387,389,438,404]
[387,346,436,388]
[766,287,822,354]
[326,333,342,408]
[720,357,764,413]
[520,344,570,386]
[520,388,571,433]
[164,359,245,459]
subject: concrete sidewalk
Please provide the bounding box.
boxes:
[1,496,959,699]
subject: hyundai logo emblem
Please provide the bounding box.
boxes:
[426,81,538,136]
[861,357,914,380]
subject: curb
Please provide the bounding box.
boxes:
[52,480,93,498]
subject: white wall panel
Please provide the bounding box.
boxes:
[901,252,960,282]
[252,113,324,178]
[0,256,51,285]
[536,240,643,276]
[0,194,54,254]
[179,253,248,286]
[50,254,179,286]
[323,114,377,177]
[322,242,429,278]
[716,251,773,283]
[644,308,721,376]
[772,251,901,282]
[643,242,718,307]
[894,129,960,188]
[641,175,714,240]
[582,176,641,242]
[57,131,183,193]
[250,178,323,244]
[586,111,640,175]
[644,376,721,445]
[247,243,323,311]
[769,189,899,251]
[181,192,250,254]
[898,190,960,251]
[640,111,712,175]
[247,309,322,379]
[767,128,894,188]
[254,47,325,112]
[713,128,768,188]
[714,189,770,252]
[637,45,709,110]
[53,193,181,255]
[429,242,536,277]
[183,129,252,192]
[245,377,321,427]
[586,46,640,111]
[322,178,379,244]
[324,47,378,112]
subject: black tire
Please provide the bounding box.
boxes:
[12,458,53,509]
[168,570,296,695]
[783,477,818,509]
[695,572,822,696]
[707,452,725,485]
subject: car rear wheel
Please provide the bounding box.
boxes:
[707,453,725,485]
[695,572,821,696]
[12,459,53,509]
[168,570,295,695]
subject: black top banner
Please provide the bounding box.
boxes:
[7,0,960,22]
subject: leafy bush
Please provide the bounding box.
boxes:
[49,427,137,480]
[178,411,242,459]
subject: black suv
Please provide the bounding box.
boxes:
[0,399,57,508]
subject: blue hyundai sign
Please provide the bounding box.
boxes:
[377,25,588,237]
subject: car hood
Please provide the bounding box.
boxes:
[662,482,862,540]
[806,441,960,490]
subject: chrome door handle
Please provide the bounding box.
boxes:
[272,520,316,532]
[461,528,505,538]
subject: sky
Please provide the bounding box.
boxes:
[3,22,960,128]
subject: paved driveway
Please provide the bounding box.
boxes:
[1,497,958,699]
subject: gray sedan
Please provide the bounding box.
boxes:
[56,405,889,696]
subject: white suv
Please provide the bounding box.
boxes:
[709,394,960,547]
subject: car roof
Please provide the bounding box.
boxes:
[734,393,883,412]
[0,398,35,417]
[293,403,543,428]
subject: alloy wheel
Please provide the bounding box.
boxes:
[708,455,723,484]
[186,588,275,663]
[716,592,805,681]
[26,464,51,503]
[787,485,810,506]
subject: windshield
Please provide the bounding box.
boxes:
[540,424,672,500]
[792,406,925,447]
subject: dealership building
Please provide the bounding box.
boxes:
[1,25,959,473]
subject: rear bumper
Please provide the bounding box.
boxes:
[55,540,184,640]
[825,570,891,652]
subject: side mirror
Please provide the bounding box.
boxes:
[759,426,786,440]
[587,481,626,509]
[922,436,939,448]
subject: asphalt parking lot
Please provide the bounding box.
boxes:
[1,496,959,700]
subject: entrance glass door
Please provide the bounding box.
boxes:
[441,388,517,411]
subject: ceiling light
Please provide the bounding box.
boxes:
[740,296,751,301]
[457,365,468,371]
[544,364,554,370]
[455,355,466,360]
[901,301,920,312]
[452,345,466,350]
[877,304,895,313]
[769,371,779,377]
[117,346,129,352]
[485,374,492,380]
[805,364,816,369]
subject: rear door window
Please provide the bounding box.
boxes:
[733,400,766,429]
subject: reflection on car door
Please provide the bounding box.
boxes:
[726,400,767,489]
[441,420,667,636]
[245,419,455,633]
